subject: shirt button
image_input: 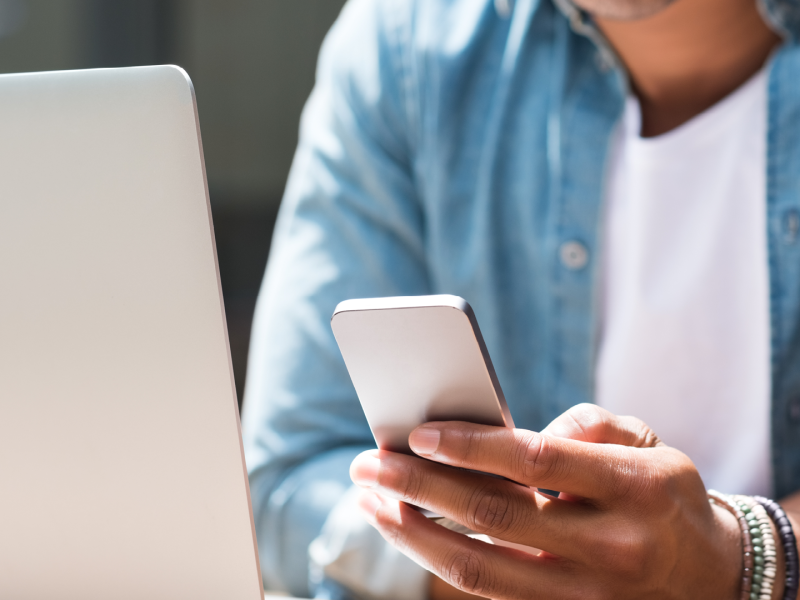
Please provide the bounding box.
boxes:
[560,241,589,270]
[789,398,800,422]
[785,210,800,244]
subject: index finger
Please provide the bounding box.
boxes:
[408,422,646,500]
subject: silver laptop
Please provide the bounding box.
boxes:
[0,66,263,599]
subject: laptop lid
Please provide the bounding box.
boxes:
[0,66,263,599]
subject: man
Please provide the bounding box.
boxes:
[242,0,800,598]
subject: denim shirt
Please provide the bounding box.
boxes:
[241,0,800,594]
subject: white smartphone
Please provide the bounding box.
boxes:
[331,294,515,454]
[332,295,535,544]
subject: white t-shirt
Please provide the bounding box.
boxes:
[596,69,772,495]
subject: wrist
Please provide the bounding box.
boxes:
[710,501,746,599]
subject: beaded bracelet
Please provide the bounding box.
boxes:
[708,490,755,600]
[754,495,800,600]
[735,495,777,600]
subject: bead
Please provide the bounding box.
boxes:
[710,492,792,600]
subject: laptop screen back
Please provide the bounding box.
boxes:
[0,66,263,599]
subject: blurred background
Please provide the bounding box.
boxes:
[0,0,347,403]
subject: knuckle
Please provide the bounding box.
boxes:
[639,426,662,449]
[518,432,558,483]
[442,549,492,596]
[600,448,651,501]
[370,504,406,549]
[614,452,696,514]
[468,486,515,533]
[566,403,607,440]
[571,402,606,424]
[652,451,704,501]
[647,466,672,496]
[619,538,651,576]
[594,526,652,577]
[397,464,428,504]
[624,416,662,448]
[672,451,701,480]
[380,515,404,547]
[460,426,483,463]
[633,461,680,506]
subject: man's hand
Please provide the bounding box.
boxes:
[349,404,743,600]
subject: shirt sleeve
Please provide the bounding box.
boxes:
[309,486,430,600]
[240,0,429,596]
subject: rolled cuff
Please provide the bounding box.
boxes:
[309,485,430,600]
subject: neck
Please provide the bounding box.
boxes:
[595,0,781,137]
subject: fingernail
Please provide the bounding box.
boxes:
[409,426,440,457]
[357,491,382,524]
[350,452,381,488]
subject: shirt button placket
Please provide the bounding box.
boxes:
[559,241,589,270]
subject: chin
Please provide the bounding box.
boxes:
[572,0,677,20]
